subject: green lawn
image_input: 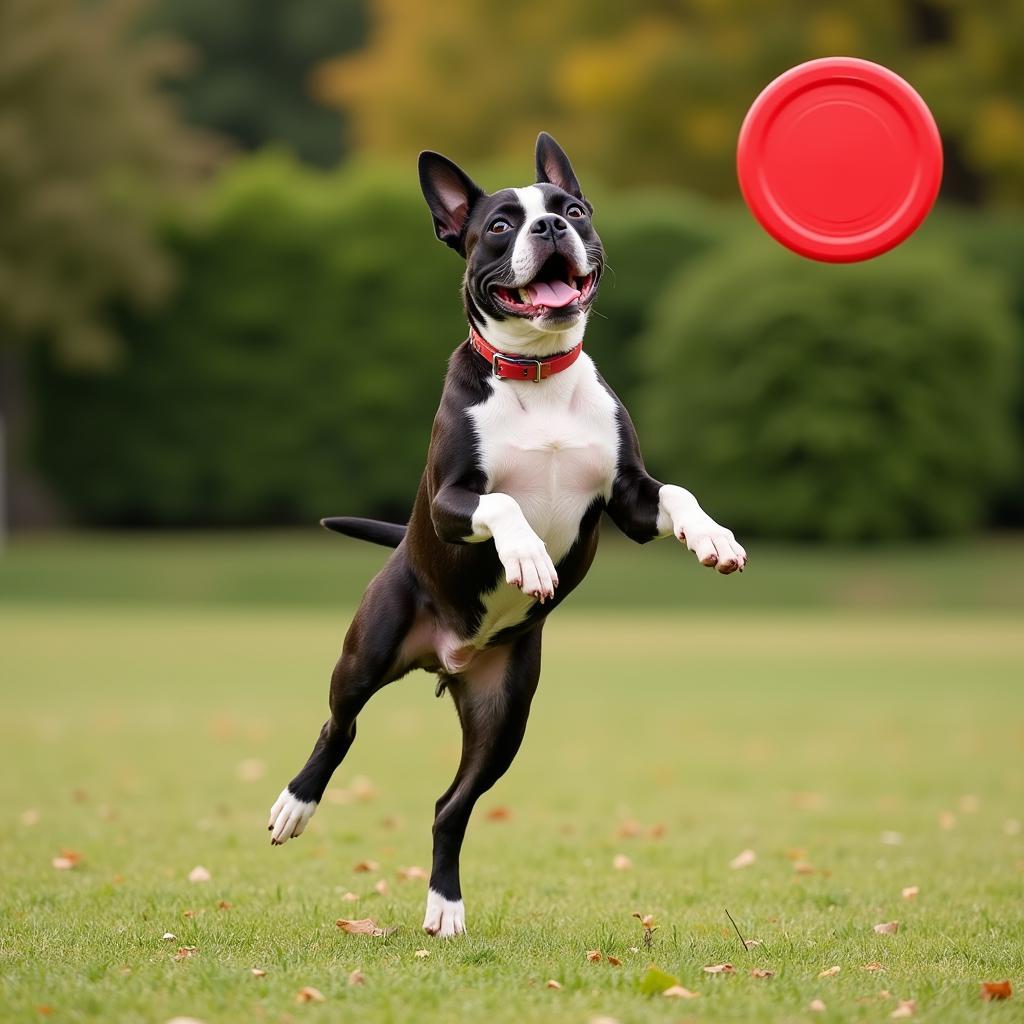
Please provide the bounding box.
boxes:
[1,534,1022,1023]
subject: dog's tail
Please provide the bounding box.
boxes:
[319,516,407,548]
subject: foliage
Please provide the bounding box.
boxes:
[0,0,212,365]
[319,0,1024,203]
[638,241,1020,541]
[33,154,465,526]
[146,0,366,167]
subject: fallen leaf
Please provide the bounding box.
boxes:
[295,986,325,1003]
[959,794,979,813]
[793,791,826,810]
[589,1018,621,1024]
[187,865,211,883]
[341,891,359,901]
[891,998,917,1018]
[632,913,656,929]
[648,823,666,839]
[1004,818,1022,836]
[793,860,816,875]
[36,1007,54,1017]
[182,909,197,919]
[20,809,40,826]
[353,860,379,873]
[162,933,177,941]
[730,848,757,870]
[785,847,808,861]
[335,917,394,937]
[250,968,266,978]
[545,979,562,990]
[818,966,841,978]
[173,946,197,961]
[744,939,763,950]
[586,950,602,963]
[397,866,428,882]
[414,949,430,959]
[703,963,735,974]
[750,968,775,979]
[348,968,366,986]
[216,900,231,911]
[606,955,622,967]
[350,775,377,801]
[862,962,885,972]
[638,965,680,995]
[980,980,1012,1001]
[236,758,265,782]
[663,985,700,999]
[881,831,903,846]
[617,819,642,838]
[809,998,827,1012]
[373,879,389,896]
[485,806,511,822]
[874,921,900,935]
[901,886,919,901]
[165,1018,205,1024]
[612,854,633,871]
[938,811,957,830]
[52,849,83,871]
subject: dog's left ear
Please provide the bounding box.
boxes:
[418,151,486,256]
[535,132,585,200]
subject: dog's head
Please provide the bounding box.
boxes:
[419,133,603,351]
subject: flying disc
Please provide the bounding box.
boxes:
[737,57,942,262]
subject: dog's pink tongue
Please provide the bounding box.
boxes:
[525,280,581,308]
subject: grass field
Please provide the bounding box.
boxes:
[1,533,1022,1023]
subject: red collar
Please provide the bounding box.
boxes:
[469,327,583,382]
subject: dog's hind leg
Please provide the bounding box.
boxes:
[268,555,419,845]
[423,626,542,937]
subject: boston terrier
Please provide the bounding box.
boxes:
[268,133,746,938]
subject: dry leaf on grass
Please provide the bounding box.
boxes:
[612,854,633,871]
[881,831,903,846]
[485,806,512,822]
[793,860,816,875]
[165,1018,205,1024]
[862,962,885,972]
[236,758,265,782]
[874,921,900,935]
[818,966,841,978]
[350,776,377,801]
[632,913,656,929]
[187,865,211,883]
[648,823,666,839]
[730,849,757,870]
[1004,819,1022,836]
[352,860,379,873]
[744,939,763,950]
[545,979,562,990]
[606,955,622,967]
[340,891,359,902]
[959,794,979,813]
[663,985,700,999]
[216,900,231,911]
[182,910,197,919]
[52,849,83,871]
[162,932,176,941]
[295,986,325,1003]
[336,917,394,937]
[373,879,389,896]
[589,1018,621,1024]
[36,1008,54,1018]
[980,980,1012,1001]
[250,968,266,978]
[173,946,197,961]
[750,968,775,979]
[901,886,919,900]
[703,963,734,974]
[891,998,917,1018]
[20,809,40,826]
[586,950,602,963]
[348,969,366,987]
[414,949,430,959]
[397,866,427,882]
[617,819,641,838]
[938,811,957,830]
[809,998,827,1012]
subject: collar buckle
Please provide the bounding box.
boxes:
[493,352,543,382]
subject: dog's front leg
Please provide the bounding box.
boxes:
[432,487,557,601]
[655,484,747,574]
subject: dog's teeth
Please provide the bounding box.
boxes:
[519,289,529,303]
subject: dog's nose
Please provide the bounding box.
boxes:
[530,215,568,239]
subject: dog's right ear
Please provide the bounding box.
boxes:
[418,151,485,256]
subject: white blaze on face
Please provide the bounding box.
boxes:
[509,185,590,285]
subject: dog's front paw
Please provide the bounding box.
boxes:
[679,516,747,575]
[268,787,317,845]
[498,532,558,602]
[423,889,466,938]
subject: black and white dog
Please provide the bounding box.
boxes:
[268,134,746,937]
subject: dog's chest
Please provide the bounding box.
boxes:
[468,357,620,564]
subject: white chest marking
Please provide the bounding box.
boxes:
[467,354,619,643]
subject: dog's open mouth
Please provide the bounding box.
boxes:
[492,254,597,316]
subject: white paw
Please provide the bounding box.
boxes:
[422,888,466,938]
[268,787,317,845]
[497,531,558,602]
[679,516,747,575]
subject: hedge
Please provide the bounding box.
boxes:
[637,240,1019,541]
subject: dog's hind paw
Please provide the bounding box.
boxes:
[422,889,466,938]
[268,787,317,845]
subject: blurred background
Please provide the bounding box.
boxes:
[1,0,1022,551]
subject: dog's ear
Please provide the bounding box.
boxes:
[535,132,584,200]
[418,151,485,255]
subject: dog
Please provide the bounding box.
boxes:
[268,133,746,937]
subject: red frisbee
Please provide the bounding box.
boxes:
[737,57,942,263]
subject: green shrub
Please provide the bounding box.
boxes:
[637,240,1019,541]
[33,154,465,525]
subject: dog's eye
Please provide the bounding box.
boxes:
[489,219,512,234]
[566,204,586,219]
